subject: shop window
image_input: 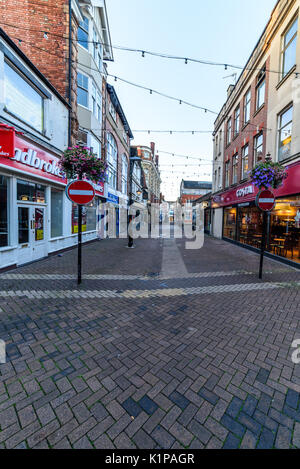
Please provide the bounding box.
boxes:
[0,176,9,247]
[51,189,63,238]
[237,205,263,248]
[4,61,44,132]
[17,180,46,203]
[223,207,236,240]
[281,17,298,79]
[122,154,128,195]
[278,105,293,161]
[269,196,300,263]
[78,16,89,50]
[107,133,118,189]
[242,145,249,179]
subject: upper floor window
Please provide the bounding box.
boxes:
[77,72,88,108]
[256,67,265,111]
[242,144,249,180]
[254,132,264,164]
[244,89,251,124]
[278,104,293,161]
[226,118,232,145]
[97,91,102,123]
[107,133,118,189]
[281,17,298,79]
[232,154,239,184]
[4,61,44,132]
[92,82,97,115]
[78,16,89,50]
[121,155,128,194]
[109,101,117,122]
[215,135,219,157]
[234,105,240,137]
[225,160,230,187]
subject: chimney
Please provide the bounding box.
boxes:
[150,142,155,157]
[227,84,235,99]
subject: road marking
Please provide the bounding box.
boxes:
[0,269,292,281]
[0,281,297,299]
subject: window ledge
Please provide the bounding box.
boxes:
[276,65,296,91]
[253,104,265,119]
[0,245,18,253]
[242,122,250,132]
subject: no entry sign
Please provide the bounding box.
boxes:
[66,180,95,205]
[256,189,276,212]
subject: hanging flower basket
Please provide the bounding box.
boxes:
[59,146,107,183]
[250,155,288,190]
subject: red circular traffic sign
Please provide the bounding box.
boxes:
[66,180,95,205]
[256,189,276,212]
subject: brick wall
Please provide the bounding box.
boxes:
[222,56,270,189]
[0,0,79,144]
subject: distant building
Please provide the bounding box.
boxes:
[180,181,212,205]
[131,143,161,204]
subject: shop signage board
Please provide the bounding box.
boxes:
[0,124,15,158]
[66,180,95,205]
[256,189,276,212]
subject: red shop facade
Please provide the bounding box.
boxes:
[213,160,300,267]
[0,125,105,270]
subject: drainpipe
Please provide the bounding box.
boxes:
[68,0,72,146]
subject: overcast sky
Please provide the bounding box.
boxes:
[106,0,277,200]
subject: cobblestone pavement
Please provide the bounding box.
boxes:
[1,235,300,449]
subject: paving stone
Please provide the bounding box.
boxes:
[169,391,190,410]
[257,427,275,449]
[139,395,159,415]
[223,433,241,449]
[121,398,142,418]
[220,414,246,439]
[198,388,219,405]
[151,425,175,449]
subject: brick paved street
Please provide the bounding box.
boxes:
[1,235,300,449]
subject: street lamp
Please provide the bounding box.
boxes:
[128,155,141,248]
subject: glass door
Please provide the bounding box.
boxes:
[18,206,32,264]
[32,206,47,262]
[17,205,48,265]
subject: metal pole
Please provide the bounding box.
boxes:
[259,211,268,280]
[78,204,82,285]
[128,160,133,248]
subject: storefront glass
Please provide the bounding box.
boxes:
[269,196,300,263]
[17,180,46,203]
[72,200,97,234]
[0,176,9,247]
[237,204,263,248]
[223,207,237,240]
[51,189,63,238]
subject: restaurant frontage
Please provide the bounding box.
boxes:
[213,161,300,266]
[0,125,106,270]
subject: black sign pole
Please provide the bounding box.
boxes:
[78,204,82,285]
[259,211,268,280]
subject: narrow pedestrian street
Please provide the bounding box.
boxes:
[0,236,300,449]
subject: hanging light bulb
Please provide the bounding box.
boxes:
[142,51,145,57]
[185,58,188,65]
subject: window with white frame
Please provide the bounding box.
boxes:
[78,16,89,50]
[281,17,298,79]
[121,155,128,195]
[92,82,96,115]
[232,154,239,184]
[254,132,264,164]
[93,28,98,61]
[109,101,117,122]
[234,105,240,137]
[107,133,118,189]
[242,144,249,179]
[97,90,102,123]
[225,160,230,187]
[244,89,251,124]
[98,43,103,72]
[227,118,232,145]
[217,167,221,188]
[4,61,44,132]
[90,135,101,158]
[278,105,293,161]
[77,72,88,108]
[256,67,266,111]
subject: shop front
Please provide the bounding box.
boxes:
[214,161,300,266]
[0,129,105,270]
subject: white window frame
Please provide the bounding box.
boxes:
[107,133,118,189]
[278,104,293,162]
[77,72,89,108]
[242,144,249,179]
[281,17,298,79]
[244,89,251,125]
